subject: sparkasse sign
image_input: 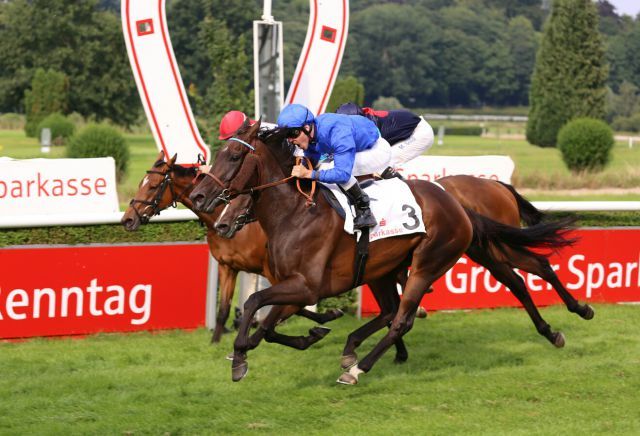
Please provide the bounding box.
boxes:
[0,157,119,216]
[362,228,640,315]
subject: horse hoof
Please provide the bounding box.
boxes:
[310,326,332,339]
[225,352,234,361]
[340,354,358,370]
[582,305,595,320]
[329,309,345,319]
[337,372,358,385]
[232,361,249,382]
[394,353,408,364]
[553,332,566,348]
[416,306,427,319]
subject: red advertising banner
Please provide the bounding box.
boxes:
[361,228,640,316]
[0,243,209,339]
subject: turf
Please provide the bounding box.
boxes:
[1,304,638,434]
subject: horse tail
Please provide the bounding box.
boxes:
[465,207,577,258]
[497,181,546,226]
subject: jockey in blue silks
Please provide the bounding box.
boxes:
[277,103,391,230]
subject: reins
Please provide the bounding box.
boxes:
[200,136,316,207]
[130,162,194,223]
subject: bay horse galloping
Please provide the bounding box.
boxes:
[120,152,344,343]
[189,120,473,383]
[215,174,591,351]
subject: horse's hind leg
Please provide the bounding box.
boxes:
[511,252,595,320]
[340,274,408,370]
[342,229,471,385]
[467,248,565,347]
[245,304,332,351]
[211,264,238,343]
[296,307,345,324]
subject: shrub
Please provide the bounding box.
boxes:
[371,96,403,110]
[444,126,483,136]
[37,113,75,145]
[66,124,130,180]
[24,69,69,137]
[0,113,25,130]
[326,76,365,113]
[557,118,614,172]
[612,114,640,133]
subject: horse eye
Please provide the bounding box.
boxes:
[230,154,241,161]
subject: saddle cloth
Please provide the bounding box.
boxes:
[321,178,426,242]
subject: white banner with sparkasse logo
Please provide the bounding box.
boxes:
[0,157,119,216]
[396,155,515,183]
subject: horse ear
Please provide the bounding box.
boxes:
[170,153,177,164]
[248,117,262,136]
[158,150,166,161]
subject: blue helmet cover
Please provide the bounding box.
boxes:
[277,104,315,128]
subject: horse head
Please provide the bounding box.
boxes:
[121,151,197,231]
[213,193,255,239]
[189,118,296,214]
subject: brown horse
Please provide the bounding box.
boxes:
[216,174,592,351]
[188,121,573,384]
[120,152,344,343]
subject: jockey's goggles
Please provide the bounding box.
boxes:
[286,128,302,139]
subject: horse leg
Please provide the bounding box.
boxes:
[231,276,316,381]
[341,234,469,385]
[245,304,332,351]
[295,307,345,324]
[511,252,595,320]
[211,264,238,343]
[467,248,565,347]
[341,274,408,370]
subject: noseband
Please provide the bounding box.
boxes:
[129,162,193,224]
[199,137,316,207]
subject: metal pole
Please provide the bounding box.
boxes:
[262,0,273,22]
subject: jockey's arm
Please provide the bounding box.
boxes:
[311,130,355,184]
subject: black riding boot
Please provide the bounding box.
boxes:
[346,183,377,229]
[380,166,404,180]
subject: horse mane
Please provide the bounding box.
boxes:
[153,158,198,178]
[257,127,298,175]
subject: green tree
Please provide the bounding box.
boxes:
[506,16,538,105]
[0,0,139,126]
[200,16,253,147]
[326,76,365,113]
[24,69,69,137]
[607,18,640,91]
[526,0,608,147]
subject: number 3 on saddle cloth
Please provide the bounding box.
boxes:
[318,177,426,287]
[320,177,426,241]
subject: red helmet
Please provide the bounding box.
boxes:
[218,111,254,140]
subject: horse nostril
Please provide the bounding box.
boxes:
[192,194,205,209]
[215,223,230,235]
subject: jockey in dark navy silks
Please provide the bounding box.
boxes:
[277,103,391,230]
[336,102,434,179]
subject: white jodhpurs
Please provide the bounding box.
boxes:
[390,117,434,166]
[341,136,392,189]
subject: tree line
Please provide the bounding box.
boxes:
[0,0,638,132]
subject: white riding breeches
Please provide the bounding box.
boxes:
[390,117,434,166]
[341,136,392,189]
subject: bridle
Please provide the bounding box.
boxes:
[129,161,194,224]
[199,136,317,207]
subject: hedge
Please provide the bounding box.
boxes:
[445,126,483,136]
[1,212,640,248]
